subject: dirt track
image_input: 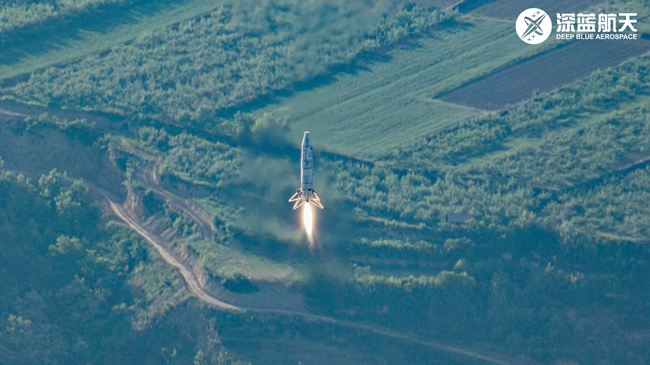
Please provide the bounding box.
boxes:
[106,198,513,365]
[108,200,240,311]
[0,103,514,365]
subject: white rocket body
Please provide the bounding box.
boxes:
[289,132,323,210]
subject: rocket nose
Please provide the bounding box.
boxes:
[302,131,312,147]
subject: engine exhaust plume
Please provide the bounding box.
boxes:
[303,202,315,252]
[289,131,321,251]
[303,202,313,236]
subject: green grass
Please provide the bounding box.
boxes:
[271,16,564,159]
[192,197,306,285]
[0,0,225,81]
[455,93,650,175]
[196,239,304,284]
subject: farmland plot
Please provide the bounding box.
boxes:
[439,39,650,110]
[277,18,562,158]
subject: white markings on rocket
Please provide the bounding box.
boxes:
[289,131,324,210]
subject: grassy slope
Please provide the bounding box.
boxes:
[117,133,306,288]
[275,16,564,159]
[455,93,650,175]
[0,0,225,80]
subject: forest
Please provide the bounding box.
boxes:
[0,166,248,364]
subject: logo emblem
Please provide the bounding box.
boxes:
[516,8,552,44]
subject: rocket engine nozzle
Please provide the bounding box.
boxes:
[289,190,323,210]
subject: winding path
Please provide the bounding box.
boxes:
[0,124,513,364]
[107,197,512,365]
[109,200,240,311]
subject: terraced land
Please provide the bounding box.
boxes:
[276,18,564,159]
[440,39,650,110]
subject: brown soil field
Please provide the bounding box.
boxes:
[438,39,650,110]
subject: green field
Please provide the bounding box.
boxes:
[2,2,451,124]
[0,0,226,81]
[0,0,127,33]
[273,17,565,158]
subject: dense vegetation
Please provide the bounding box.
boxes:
[0,0,128,33]
[138,127,240,186]
[0,166,246,364]
[352,53,650,236]
[302,45,650,364]
[2,2,454,123]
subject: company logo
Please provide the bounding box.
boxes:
[516,8,553,44]
[556,13,638,40]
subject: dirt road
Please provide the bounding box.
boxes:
[0,105,514,365]
[109,200,241,311]
[106,197,512,365]
[4,159,513,365]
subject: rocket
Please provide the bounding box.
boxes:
[289,132,324,210]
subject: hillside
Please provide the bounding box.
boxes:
[1,0,650,364]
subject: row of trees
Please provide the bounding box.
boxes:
[138,126,240,186]
[338,54,650,237]
[333,159,537,225]
[354,265,476,292]
[2,2,455,124]
[0,0,126,33]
